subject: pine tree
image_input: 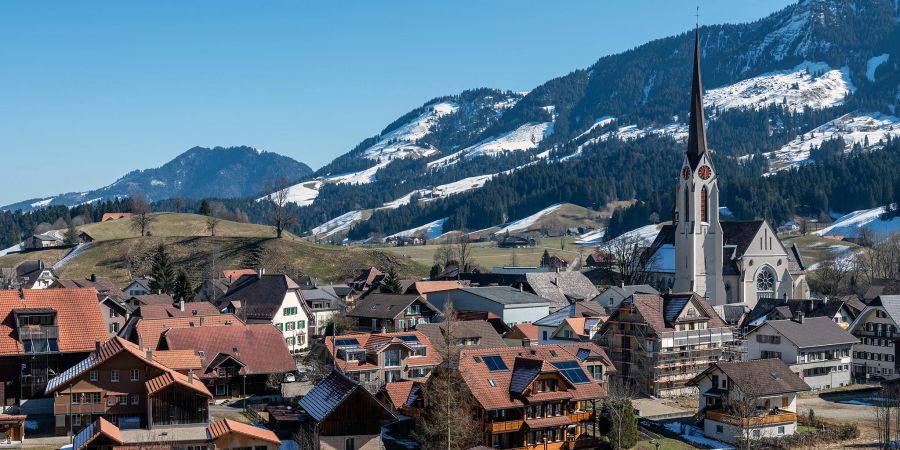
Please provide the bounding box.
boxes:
[148,244,177,294]
[63,222,79,245]
[199,200,211,216]
[173,270,195,302]
[429,264,442,280]
[540,249,551,267]
[380,266,403,294]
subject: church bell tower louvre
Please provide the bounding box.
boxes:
[672,28,727,306]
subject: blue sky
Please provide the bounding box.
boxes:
[0,0,793,205]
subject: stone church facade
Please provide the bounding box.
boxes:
[645,31,809,309]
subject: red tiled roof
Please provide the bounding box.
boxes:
[100,213,132,222]
[208,418,281,445]
[459,344,609,411]
[382,381,418,409]
[152,350,203,371]
[223,269,257,282]
[145,369,211,398]
[75,417,123,450]
[0,288,107,355]
[139,301,220,319]
[135,313,242,350]
[163,324,295,376]
[407,281,463,296]
[505,323,538,341]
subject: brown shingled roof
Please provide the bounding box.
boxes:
[690,359,810,396]
[623,292,725,335]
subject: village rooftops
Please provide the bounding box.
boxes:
[0,288,108,355]
[524,272,599,309]
[299,369,396,423]
[130,313,242,350]
[416,320,506,351]
[753,317,859,349]
[163,324,296,377]
[218,274,308,321]
[534,302,607,328]
[742,297,855,328]
[72,417,123,450]
[380,380,422,410]
[54,276,127,298]
[138,301,220,319]
[690,359,810,397]
[325,330,441,372]
[207,418,281,445]
[347,293,439,319]
[622,292,727,335]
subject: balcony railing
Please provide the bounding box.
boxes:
[489,419,524,433]
[54,402,108,415]
[17,325,58,341]
[568,411,593,422]
[705,409,797,427]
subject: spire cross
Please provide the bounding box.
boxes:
[695,6,700,29]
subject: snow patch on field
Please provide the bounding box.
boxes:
[427,122,553,169]
[311,210,363,237]
[867,54,890,82]
[574,116,615,140]
[496,204,563,234]
[387,218,447,240]
[30,198,54,208]
[705,61,853,113]
[361,102,457,162]
[744,112,900,174]
[608,224,663,247]
[383,174,495,209]
[574,229,606,246]
[327,160,391,185]
[816,206,900,239]
[264,180,323,206]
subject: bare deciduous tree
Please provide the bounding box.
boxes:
[810,252,853,299]
[205,214,221,237]
[454,233,474,273]
[130,193,157,237]
[265,178,296,238]
[414,302,481,450]
[599,233,658,285]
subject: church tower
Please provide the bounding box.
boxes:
[672,29,727,306]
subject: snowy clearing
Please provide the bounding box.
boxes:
[574,229,606,246]
[743,112,900,174]
[867,54,889,82]
[387,218,447,240]
[427,122,553,169]
[604,224,663,247]
[382,174,495,209]
[706,61,854,113]
[496,204,563,234]
[262,180,323,206]
[815,206,900,239]
[327,160,391,185]
[310,210,363,237]
[361,102,457,162]
[30,198,54,208]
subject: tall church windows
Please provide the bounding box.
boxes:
[756,266,776,300]
[684,188,690,220]
[700,186,708,223]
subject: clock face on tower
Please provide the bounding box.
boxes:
[682,167,691,179]
[698,165,712,180]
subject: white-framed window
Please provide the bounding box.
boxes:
[73,415,81,426]
[90,370,98,382]
[119,395,127,406]
[132,394,139,405]
[130,369,139,381]
[110,370,120,382]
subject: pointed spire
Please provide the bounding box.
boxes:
[686,26,707,168]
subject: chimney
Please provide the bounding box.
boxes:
[797,311,804,324]
[199,317,205,326]
[179,299,185,311]
[95,340,101,356]
[519,284,523,293]
[90,273,97,282]
[146,348,153,361]
[188,369,194,383]
[257,268,265,278]
[17,287,24,300]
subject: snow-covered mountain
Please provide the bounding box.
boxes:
[5,147,312,212]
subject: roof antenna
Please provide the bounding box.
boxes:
[695,5,700,30]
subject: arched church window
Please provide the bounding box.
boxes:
[756,266,776,300]
[700,186,708,223]
[684,188,690,220]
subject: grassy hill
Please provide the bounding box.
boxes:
[0,247,71,268]
[54,213,426,284]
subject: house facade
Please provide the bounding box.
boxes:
[346,293,439,333]
[746,317,857,389]
[848,295,900,382]
[689,359,810,444]
[217,274,313,353]
[456,344,613,450]
[44,337,212,435]
[324,331,441,390]
[598,292,732,398]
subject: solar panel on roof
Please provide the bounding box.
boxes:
[335,338,360,347]
[397,335,419,343]
[576,348,590,362]
[664,296,691,322]
[483,355,508,372]
[551,361,590,384]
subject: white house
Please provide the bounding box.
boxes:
[591,284,659,311]
[216,273,313,353]
[746,316,857,389]
[848,295,900,382]
[688,359,810,444]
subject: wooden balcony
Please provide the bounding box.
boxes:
[705,409,797,427]
[567,411,593,422]
[488,419,524,433]
[53,402,108,415]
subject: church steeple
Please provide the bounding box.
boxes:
[686,28,707,169]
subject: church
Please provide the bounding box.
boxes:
[644,31,809,309]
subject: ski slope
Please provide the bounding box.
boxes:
[310,210,364,237]
[387,218,448,240]
[574,229,606,246]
